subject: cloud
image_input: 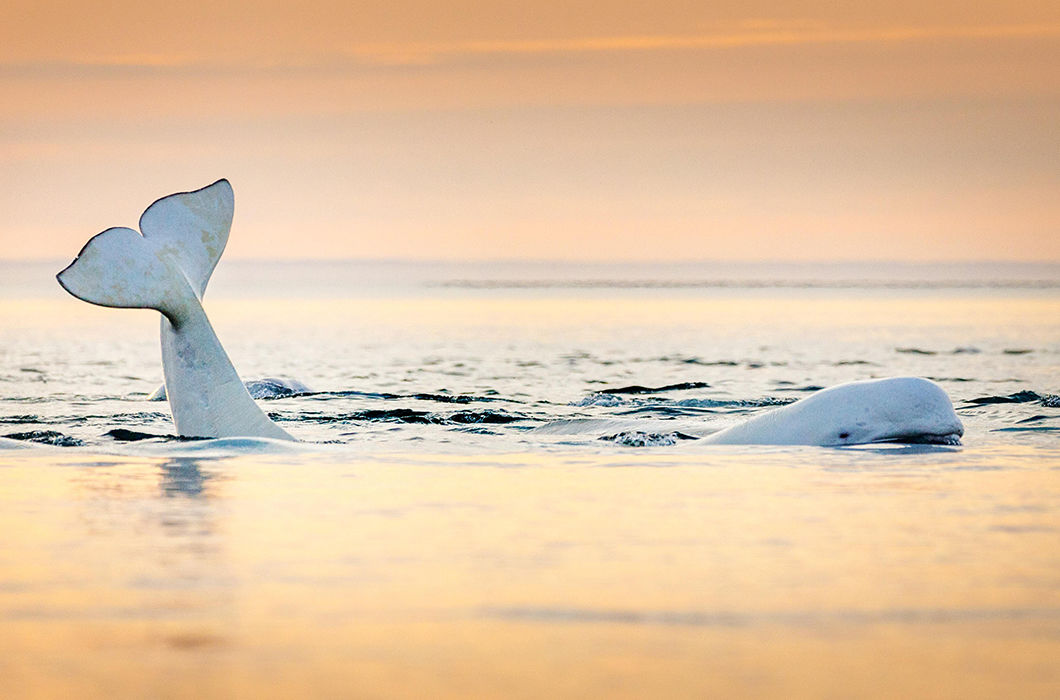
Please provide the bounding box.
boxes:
[3,22,1058,71]
[346,23,1060,66]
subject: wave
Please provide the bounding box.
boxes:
[993,426,1060,433]
[571,394,628,407]
[895,347,1038,357]
[671,397,794,408]
[612,397,793,418]
[0,412,169,426]
[896,347,987,355]
[106,428,198,442]
[305,390,502,404]
[274,408,526,425]
[1016,415,1055,424]
[2,430,83,447]
[0,414,43,424]
[666,358,739,366]
[963,391,1058,406]
[599,382,711,395]
[571,393,792,409]
[627,356,740,366]
[447,410,526,424]
[600,431,699,447]
[617,405,720,418]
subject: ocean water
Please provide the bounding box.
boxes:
[1,260,1059,698]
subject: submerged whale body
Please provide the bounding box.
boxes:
[148,377,312,401]
[0,437,35,450]
[57,180,293,440]
[701,377,963,446]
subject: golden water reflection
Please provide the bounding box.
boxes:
[1,450,1058,698]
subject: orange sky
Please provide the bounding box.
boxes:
[1,1,1058,261]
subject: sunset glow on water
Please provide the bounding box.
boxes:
[1,449,1059,698]
[2,266,1059,697]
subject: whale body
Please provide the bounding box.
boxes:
[701,377,963,446]
[0,437,35,449]
[57,180,292,440]
[147,377,312,401]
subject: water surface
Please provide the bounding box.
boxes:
[1,261,1058,698]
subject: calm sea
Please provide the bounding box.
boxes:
[1,260,1059,698]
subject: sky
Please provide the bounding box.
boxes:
[1,1,1058,261]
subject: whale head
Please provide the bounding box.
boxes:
[786,377,964,446]
[703,376,964,446]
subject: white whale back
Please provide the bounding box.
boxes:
[57,180,292,441]
[703,377,963,446]
[0,437,35,449]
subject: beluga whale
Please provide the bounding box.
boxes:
[57,179,293,440]
[700,376,963,446]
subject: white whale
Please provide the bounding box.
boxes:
[147,377,312,401]
[0,437,35,449]
[57,179,293,440]
[700,377,963,446]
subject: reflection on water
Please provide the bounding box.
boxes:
[160,458,213,498]
[485,604,1060,626]
[1,450,1058,699]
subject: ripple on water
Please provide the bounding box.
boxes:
[600,431,699,447]
[2,430,83,447]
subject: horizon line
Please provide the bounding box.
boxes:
[4,257,1060,266]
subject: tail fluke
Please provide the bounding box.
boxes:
[56,179,233,317]
[56,226,190,319]
[138,179,232,299]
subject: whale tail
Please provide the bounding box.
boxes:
[56,179,291,440]
[56,179,233,318]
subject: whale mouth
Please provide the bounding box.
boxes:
[874,432,962,446]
